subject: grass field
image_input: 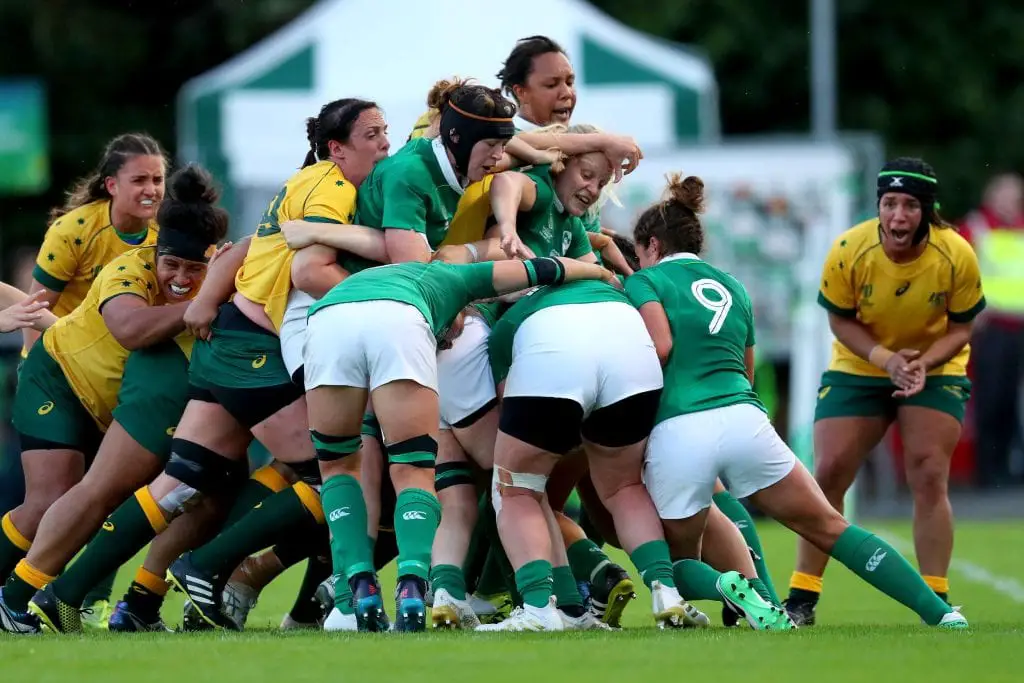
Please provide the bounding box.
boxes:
[2,520,1021,682]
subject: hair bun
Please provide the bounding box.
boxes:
[305,117,318,148]
[169,164,220,205]
[666,172,705,214]
[428,77,471,110]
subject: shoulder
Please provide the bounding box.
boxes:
[108,247,158,279]
[46,200,110,238]
[522,164,554,187]
[929,226,976,263]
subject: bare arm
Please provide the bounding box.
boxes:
[102,295,189,351]
[515,132,642,181]
[490,172,539,259]
[291,245,349,299]
[432,238,507,265]
[385,229,431,264]
[21,280,61,350]
[181,237,249,341]
[281,220,389,263]
[638,301,673,366]
[588,232,633,276]
[917,321,973,372]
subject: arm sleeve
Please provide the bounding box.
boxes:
[624,273,659,308]
[303,175,358,224]
[32,222,81,291]
[947,240,986,323]
[816,237,857,318]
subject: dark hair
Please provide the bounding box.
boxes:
[497,35,566,101]
[157,164,229,246]
[51,133,167,222]
[612,233,640,273]
[303,98,379,168]
[430,77,517,120]
[634,173,706,257]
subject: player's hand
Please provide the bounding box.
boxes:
[0,291,50,333]
[438,312,465,351]
[602,135,643,182]
[499,227,535,261]
[601,267,624,290]
[207,241,233,268]
[892,355,927,398]
[282,221,317,250]
[184,296,220,341]
[885,349,922,395]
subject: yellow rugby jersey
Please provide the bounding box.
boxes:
[440,175,495,247]
[407,110,435,142]
[43,246,192,430]
[234,161,357,332]
[818,220,985,377]
[33,200,158,317]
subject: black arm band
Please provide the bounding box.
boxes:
[523,257,565,287]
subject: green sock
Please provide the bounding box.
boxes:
[515,559,554,609]
[333,534,375,615]
[81,570,117,607]
[191,487,313,576]
[672,558,724,602]
[552,565,584,611]
[429,564,467,600]
[629,540,676,589]
[0,513,30,581]
[712,490,779,603]
[320,475,372,579]
[567,538,610,585]
[51,496,159,608]
[831,525,951,626]
[223,477,277,528]
[393,488,441,581]
[2,569,40,612]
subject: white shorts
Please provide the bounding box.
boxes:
[643,402,796,519]
[280,289,315,379]
[503,302,663,414]
[437,314,495,429]
[303,300,438,393]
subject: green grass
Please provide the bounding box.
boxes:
[2,520,1022,682]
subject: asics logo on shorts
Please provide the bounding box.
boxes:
[102,521,115,532]
[402,511,427,521]
[329,507,350,522]
[37,401,54,415]
[165,427,176,436]
[865,549,887,572]
[252,355,267,369]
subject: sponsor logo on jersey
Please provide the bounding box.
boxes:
[928,292,948,308]
[895,281,911,296]
[37,401,54,415]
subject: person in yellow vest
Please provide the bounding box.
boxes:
[0,165,227,634]
[784,157,986,626]
[960,173,1024,488]
[23,133,165,354]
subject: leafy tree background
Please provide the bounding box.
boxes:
[1,0,1022,272]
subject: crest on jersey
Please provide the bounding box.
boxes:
[888,177,904,188]
[561,230,572,255]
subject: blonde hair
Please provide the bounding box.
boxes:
[530,122,621,219]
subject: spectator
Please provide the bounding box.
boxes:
[960,173,1024,488]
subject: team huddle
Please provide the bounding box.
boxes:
[0,36,979,636]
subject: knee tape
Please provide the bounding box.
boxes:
[156,482,200,515]
[310,430,361,462]
[435,461,474,491]
[165,438,240,494]
[491,465,549,515]
[387,435,437,468]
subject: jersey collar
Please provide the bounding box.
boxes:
[515,115,539,132]
[657,252,701,265]
[431,137,465,196]
[553,194,565,214]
